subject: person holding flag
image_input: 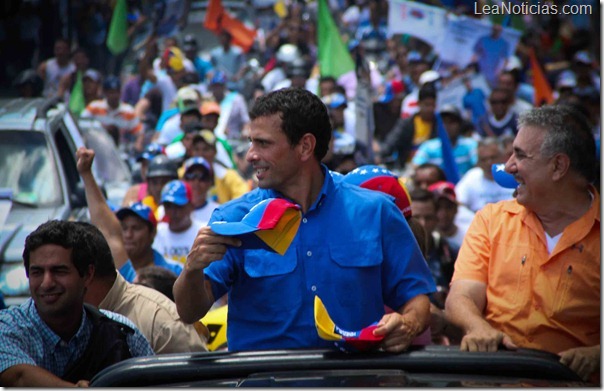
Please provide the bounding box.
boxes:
[174,88,435,352]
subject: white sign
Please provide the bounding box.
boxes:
[387,0,447,47]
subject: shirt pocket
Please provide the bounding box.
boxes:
[550,255,597,324]
[243,248,298,278]
[489,243,531,310]
[328,240,384,308]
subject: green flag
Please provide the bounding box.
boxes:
[317,0,354,78]
[107,0,128,55]
[69,71,85,117]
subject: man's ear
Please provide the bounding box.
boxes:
[298,133,316,162]
[84,264,95,286]
[551,153,570,181]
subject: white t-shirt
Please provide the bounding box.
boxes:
[156,113,182,145]
[191,200,220,226]
[455,167,515,213]
[153,220,204,264]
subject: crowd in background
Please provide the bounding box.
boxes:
[1,0,601,345]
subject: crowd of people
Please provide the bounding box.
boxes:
[0,0,600,386]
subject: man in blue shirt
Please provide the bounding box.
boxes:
[0,220,153,387]
[174,88,436,352]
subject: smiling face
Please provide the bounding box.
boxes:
[28,244,93,325]
[246,114,301,192]
[504,125,551,210]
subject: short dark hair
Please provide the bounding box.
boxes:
[73,222,116,279]
[23,220,95,278]
[135,266,178,301]
[418,83,437,101]
[249,88,332,161]
[518,105,597,183]
[410,187,437,207]
[415,163,447,181]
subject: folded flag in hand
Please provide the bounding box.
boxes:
[210,198,302,255]
[314,296,383,351]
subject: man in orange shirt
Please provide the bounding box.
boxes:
[445,105,600,382]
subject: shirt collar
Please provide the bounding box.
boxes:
[264,164,333,213]
[27,298,89,349]
[99,273,128,310]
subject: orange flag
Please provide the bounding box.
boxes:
[204,0,257,52]
[529,48,554,106]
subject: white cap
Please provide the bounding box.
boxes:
[419,70,440,86]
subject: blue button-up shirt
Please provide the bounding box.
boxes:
[0,299,154,377]
[205,165,436,351]
[119,249,184,283]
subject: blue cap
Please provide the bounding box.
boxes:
[160,180,191,205]
[323,93,347,109]
[407,51,423,63]
[184,156,212,174]
[137,143,164,162]
[573,50,593,65]
[348,39,360,51]
[116,202,158,227]
[491,164,519,189]
[210,71,228,85]
[103,75,121,90]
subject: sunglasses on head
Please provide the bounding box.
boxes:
[184,172,210,181]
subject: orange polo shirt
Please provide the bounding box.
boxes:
[452,188,600,354]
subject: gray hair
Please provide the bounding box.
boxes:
[517,105,596,183]
[478,137,504,153]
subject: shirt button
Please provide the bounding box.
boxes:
[311,285,317,292]
[302,218,308,223]
[307,251,312,257]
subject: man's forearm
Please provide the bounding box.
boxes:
[398,294,431,336]
[444,293,491,334]
[174,268,215,324]
[0,364,79,387]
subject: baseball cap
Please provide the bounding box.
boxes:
[407,51,423,63]
[491,163,519,189]
[323,93,347,110]
[200,101,221,116]
[83,69,102,83]
[193,129,217,146]
[343,165,412,219]
[419,70,440,86]
[210,198,302,255]
[163,46,185,72]
[160,180,192,206]
[428,181,458,204]
[147,155,178,179]
[573,50,593,65]
[116,202,158,228]
[556,71,577,89]
[378,80,405,104]
[210,71,228,85]
[136,143,164,162]
[348,39,360,52]
[314,295,383,352]
[439,104,462,121]
[176,87,200,114]
[184,156,212,175]
[103,75,121,90]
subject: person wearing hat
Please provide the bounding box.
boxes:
[138,154,179,222]
[75,147,208,354]
[208,70,251,141]
[81,75,144,154]
[428,181,465,252]
[190,129,250,204]
[412,104,478,178]
[122,143,165,206]
[150,45,189,112]
[571,50,600,93]
[153,179,205,264]
[174,88,435,353]
[13,68,44,98]
[401,68,439,120]
[155,86,202,145]
[183,157,219,225]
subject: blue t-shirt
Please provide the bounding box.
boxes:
[412,137,478,177]
[119,249,183,283]
[204,165,436,352]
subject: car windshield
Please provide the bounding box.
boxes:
[0,130,63,206]
[79,120,131,184]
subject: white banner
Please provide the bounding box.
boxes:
[435,15,522,69]
[387,0,447,47]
